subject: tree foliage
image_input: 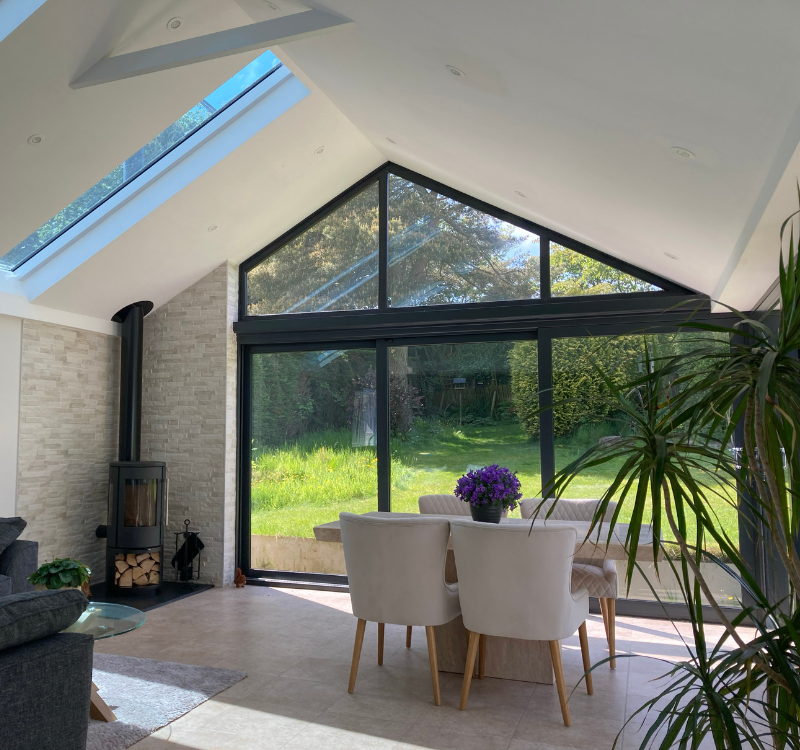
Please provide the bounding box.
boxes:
[550,244,660,296]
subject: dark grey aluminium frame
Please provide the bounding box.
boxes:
[234,161,745,618]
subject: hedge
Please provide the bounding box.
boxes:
[509,337,643,438]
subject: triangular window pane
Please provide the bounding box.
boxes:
[549,244,662,296]
[246,182,379,315]
[387,175,540,306]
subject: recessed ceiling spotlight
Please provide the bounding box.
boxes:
[446,65,465,77]
[671,146,695,159]
[515,191,526,198]
[664,252,679,260]
[263,0,280,9]
[207,225,218,232]
[167,17,182,30]
[27,134,43,145]
[314,146,325,155]
[386,137,397,144]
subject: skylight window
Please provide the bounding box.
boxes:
[0,51,282,272]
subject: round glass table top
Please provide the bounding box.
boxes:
[63,602,146,640]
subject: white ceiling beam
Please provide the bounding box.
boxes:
[70,8,352,89]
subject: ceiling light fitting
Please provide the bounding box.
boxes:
[386,138,397,144]
[27,135,43,145]
[263,0,280,9]
[314,146,325,155]
[515,191,526,198]
[664,252,678,260]
[207,225,218,232]
[671,146,695,159]
[446,65,465,77]
[167,17,182,30]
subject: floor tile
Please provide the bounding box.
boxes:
[113,587,753,750]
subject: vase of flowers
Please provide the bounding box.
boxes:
[454,464,522,523]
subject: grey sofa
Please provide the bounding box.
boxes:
[0,539,38,597]
[0,589,93,750]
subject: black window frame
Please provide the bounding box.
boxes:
[234,162,751,621]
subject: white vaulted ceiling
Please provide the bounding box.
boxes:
[3,0,800,321]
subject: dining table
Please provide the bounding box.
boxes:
[313,511,661,685]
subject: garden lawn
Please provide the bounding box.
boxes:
[250,421,739,555]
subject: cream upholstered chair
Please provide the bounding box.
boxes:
[450,519,592,726]
[520,498,619,668]
[418,494,470,515]
[339,513,460,705]
[419,494,507,517]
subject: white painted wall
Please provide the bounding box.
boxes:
[0,314,22,516]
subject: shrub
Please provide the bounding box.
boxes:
[509,338,641,438]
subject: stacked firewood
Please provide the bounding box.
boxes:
[114,551,160,587]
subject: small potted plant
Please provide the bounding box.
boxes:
[454,464,522,523]
[29,558,91,596]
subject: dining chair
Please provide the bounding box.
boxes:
[520,498,619,668]
[418,494,470,515]
[450,519,592,726]
[419,494,508,518]
[339,512,460,705]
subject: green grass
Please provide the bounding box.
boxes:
[250,420,740,555]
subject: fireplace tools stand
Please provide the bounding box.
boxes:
[172,519,203,583]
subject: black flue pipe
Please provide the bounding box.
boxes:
[112,301,153,462]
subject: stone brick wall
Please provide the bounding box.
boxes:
[16,320,119,580]
[141,262,238,586]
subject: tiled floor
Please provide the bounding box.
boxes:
[95,586,733,750]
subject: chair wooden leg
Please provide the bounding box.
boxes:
[599,597,610,641]
[608,598,616,669]
[378,622,385,665]
[348,618,366,693]
[578,621,593,695]
[425,626,441,706]
[478,633,486,679]
[549,640,571,727]
[406,625,412,648]
[460,630,480,711]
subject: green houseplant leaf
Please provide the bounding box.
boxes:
[28,558,91,591]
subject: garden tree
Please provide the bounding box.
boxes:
[246,175,542,314]
[247,184,381,315]
[550,244,659,296]
[386,176,540,305]
[251,350,375,450]
[246,173,669,443]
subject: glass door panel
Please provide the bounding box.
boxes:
[249,348,377,572]
[551,332,739,605]
[388,340,538,515]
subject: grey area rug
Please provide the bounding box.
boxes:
[86,653,246,750]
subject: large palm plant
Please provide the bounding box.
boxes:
[535,225,800,748]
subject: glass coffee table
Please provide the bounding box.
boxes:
[64,602,146,722]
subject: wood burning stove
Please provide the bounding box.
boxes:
[97,301,167,596]
[105,461,166,593]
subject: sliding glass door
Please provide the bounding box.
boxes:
[247,346,376,573]
[550,330,740,607]
[388,339,538,515]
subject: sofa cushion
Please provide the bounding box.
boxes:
[0,575,11,597]
[0,589,88,651]
[0,518,26,557]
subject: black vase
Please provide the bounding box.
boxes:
[469,502,503,524]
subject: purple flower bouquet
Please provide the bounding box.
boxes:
[454,464,522,523]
